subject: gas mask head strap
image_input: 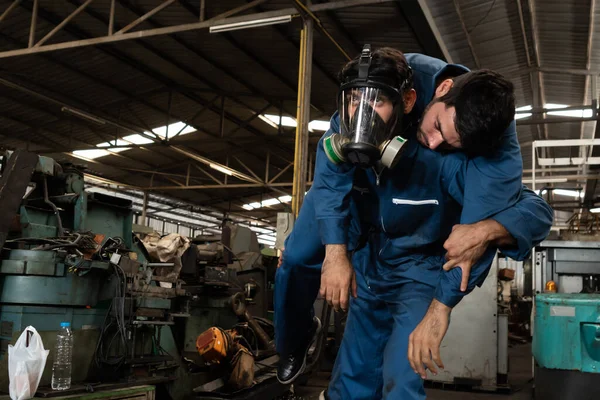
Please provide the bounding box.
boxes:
[357,44,372,82]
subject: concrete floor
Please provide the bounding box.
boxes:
[291,343,534,400]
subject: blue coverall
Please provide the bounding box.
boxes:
[274,54,554,399]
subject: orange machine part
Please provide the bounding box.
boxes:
[196,327,228,364]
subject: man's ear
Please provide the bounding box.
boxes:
[434,79,454,99]
[403,89,417,114]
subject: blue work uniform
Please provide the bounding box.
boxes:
[273,54,553,399]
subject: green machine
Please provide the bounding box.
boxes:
[0,152,282,399]
[0,153,186,393]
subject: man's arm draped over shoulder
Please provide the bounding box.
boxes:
[312,112,355,246]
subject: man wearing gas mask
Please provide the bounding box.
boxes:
[274,46,552,399]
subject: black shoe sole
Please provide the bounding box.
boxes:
[277,317,322,385]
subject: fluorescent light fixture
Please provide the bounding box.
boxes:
[590,207,600,213]
[545,103,568,109]
[548,108,593,118]
[261,198,281,207]
[309,120,330,132]
[249,202,262,209]
[516,104,594,120]
[515,113,532,120]
[72,149,111,160]
[242,204,255,210]
[553,189,583,198]
[524,178,568,184]
[278,195,292,203]
[209,163,233,176]
[62,107,107,125]
[209,15,292,33]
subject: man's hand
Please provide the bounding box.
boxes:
[277,248,284,268]
[408,299,451,379]
[442,219,513,291]
[319,244,357,312]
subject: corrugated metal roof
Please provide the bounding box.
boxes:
[0,0,596,222]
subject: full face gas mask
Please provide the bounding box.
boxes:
[323,45,408,169]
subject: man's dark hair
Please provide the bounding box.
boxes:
[338,47,414,94]
[439,69,515,157]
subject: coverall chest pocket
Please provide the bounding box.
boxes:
[383,198,440,235]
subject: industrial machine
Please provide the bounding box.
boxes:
[0,151,187,393]
[0,151,282,399]
[532,240,600,400]
[427,254,509,391]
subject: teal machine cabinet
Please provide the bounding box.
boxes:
[532,241,600,400]
[0,156,134,389]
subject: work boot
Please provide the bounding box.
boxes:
[277,317,322,384]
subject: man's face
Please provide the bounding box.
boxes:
[347,89,394,123]
[416,79,462,151]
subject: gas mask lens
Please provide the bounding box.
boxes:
[322,44,409,169]
[340,87,394,147]
[338,87,401,167]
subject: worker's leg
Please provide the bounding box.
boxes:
[381,282,435,400]
[327,246,393,400]
[274,193,325,357]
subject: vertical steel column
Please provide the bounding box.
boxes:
[109,0,116,35]
[220,96,226,137]
[141,191,149,225]
[532,142,536,192]
[28,0,38,48]
[291,9,314,217]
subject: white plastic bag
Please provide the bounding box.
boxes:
[8,326,49,400]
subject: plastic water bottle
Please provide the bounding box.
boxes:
[51,322,73,390]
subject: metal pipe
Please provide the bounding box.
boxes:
[231,292,274,350]
[0,0,21,24]
[200,0,205,21]
[115,0,176,35]
[291,16,314,217]
[269,163,293,184]
[265,151,270,182]
[109,0,115,35]
[141,191,148,224]
[527,0,549,141]
[186,164,191,186]
[34,0,95,47]
[532,141,536,191]
[452,0,480,68]
[43,176,64,236]
[515,0,532,67]
[193,164,224,185]
[28,0,38,48]
[233,156,262,182]
[517,116,600,125]
[166,90,172,140]
[220,96,225,137]
[292,0,350,61]
[208,0,270,22]
[0,0,396,58]
[523,174,600,183]
[169,146,261,184]
[139,181,312,190]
